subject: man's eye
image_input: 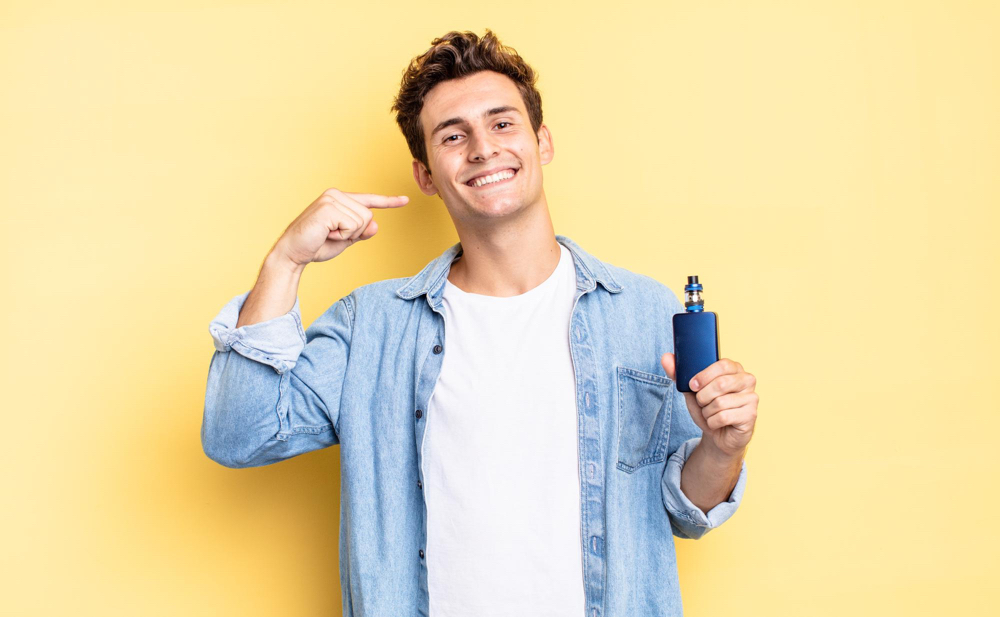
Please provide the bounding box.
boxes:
[443,123,509,143]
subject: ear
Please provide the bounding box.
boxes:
[537,123,554,166]
[412,159,439,196]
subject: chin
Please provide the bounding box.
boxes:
[441,195,502,219]
[466,196,525,218]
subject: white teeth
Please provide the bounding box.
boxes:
[471,169,516,187]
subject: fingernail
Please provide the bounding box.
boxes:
[690,379,699,390]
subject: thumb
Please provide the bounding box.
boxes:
[660,352,676,380]
[356,218,378,241]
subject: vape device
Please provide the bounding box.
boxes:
[672,275,720,392]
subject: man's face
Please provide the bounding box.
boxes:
[412,70,553,224]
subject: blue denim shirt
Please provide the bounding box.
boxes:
[203,234,747,616]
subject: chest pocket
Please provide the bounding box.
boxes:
[616,366,674,473]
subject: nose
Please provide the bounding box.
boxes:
[467,127,500,162]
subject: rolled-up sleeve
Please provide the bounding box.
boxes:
[208,291,307,374]
[661,436,748,540]
[202,290,354,468]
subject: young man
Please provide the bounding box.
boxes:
[204,29,758,617]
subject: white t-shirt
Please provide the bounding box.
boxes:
[422,242,585,616]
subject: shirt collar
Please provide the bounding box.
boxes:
[394,234,623,304]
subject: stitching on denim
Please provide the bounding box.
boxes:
[571,244,599,290]
[620,366,674,387]
[569,303,590,589]
[276,371,290,432]
[616,366,674,473]
[275,354,334,439]
[654,393,673,463]
[617,366,625,470]
[664,487,705,528]
[215,327,234,351]
[287,368,335,433]
[559,235,623,293]
[276,424,333,436]
[334,294,356,439]
[343,293,356,327]
[229,339,283,373]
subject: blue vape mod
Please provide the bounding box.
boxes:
[672,275,720,392]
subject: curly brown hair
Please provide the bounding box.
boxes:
[390,29,544,172]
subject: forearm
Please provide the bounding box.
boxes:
[679,440,745,514]
[236,250,307,328]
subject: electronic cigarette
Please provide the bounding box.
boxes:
[672,275,721,392]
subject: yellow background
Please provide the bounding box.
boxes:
[2,0,997,614]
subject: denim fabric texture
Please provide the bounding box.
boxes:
[203,234,748,616]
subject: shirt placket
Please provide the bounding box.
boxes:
[569,286,606,617]
[412,293,447,617]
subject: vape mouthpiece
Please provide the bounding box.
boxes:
[687,275,699,285]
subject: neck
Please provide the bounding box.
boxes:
[447,202,561,297]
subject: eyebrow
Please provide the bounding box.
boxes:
[431,105,522,137]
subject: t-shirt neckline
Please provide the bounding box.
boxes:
[444,243,569,301]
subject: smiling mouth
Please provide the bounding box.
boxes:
[465,168,519,189]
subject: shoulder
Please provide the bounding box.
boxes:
[345,277,412,306]
[601,261,683,313]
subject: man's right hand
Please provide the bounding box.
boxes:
[273,188,410,267]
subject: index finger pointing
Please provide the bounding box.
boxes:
[341,193,410,208]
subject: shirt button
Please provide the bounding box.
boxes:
[419,549,425,559]
[415,409,422,419]
[417,480,422,489]
[433,344,442,354]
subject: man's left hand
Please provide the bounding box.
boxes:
[660,354,758,459]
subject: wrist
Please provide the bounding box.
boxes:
[265,248,307,277]
[698,437,745,467]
